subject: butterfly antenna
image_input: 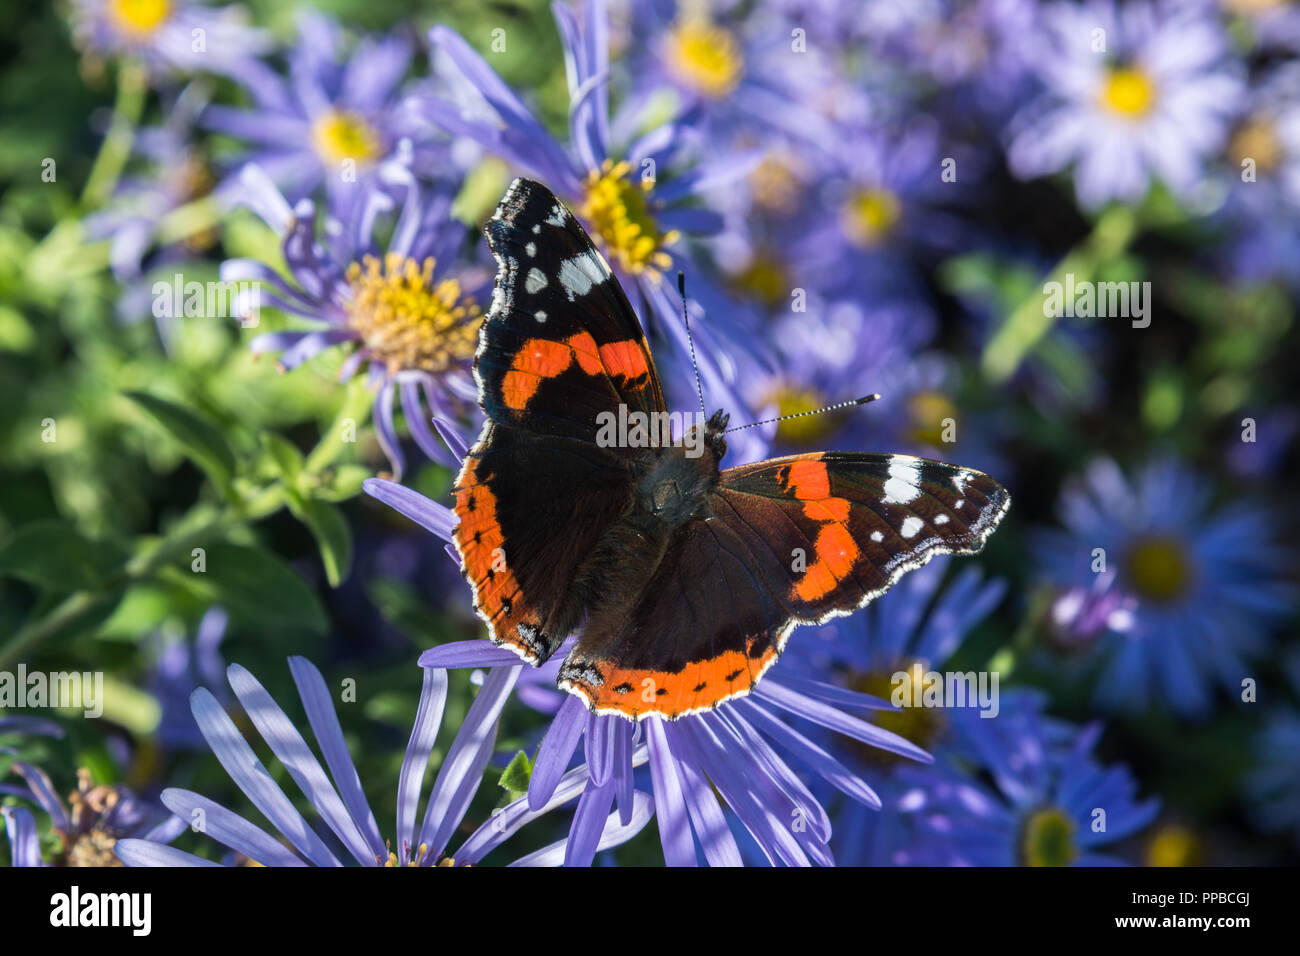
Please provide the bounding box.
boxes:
[725,393,882,434]
[678,271,707,419]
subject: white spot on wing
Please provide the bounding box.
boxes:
[900,516,924,539]
[883,458,922,504]
[545,204,567,227]
[534,310,547,322]
[559,253,608,300]
[525,268,548,293]
[934,514,949,525]
[870,531,884,543]
[525,242,536,257]
[532,224,541,234]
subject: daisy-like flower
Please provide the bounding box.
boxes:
[84,81,226,347]
[115,657,653,867]
[70,0,268,79]
[364,477,933,866]
[222,161,485,478]
[2,724,185,867]
[897,716,1160,865]
[777,559,1030,865]
[1033,457,1295,717]
[406,1,767,436]
[203,11,428,222]
[1007,0,1246,209]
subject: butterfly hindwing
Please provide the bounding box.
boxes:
[557,452,1010,719]
[476,178,667,444]
[453,422,634,665]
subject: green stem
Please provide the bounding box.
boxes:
[304,377,375,475]
[80,60,148,210]
[981,205,1139,384]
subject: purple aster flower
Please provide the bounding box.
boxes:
[70,0,268,79]
[897,714,1160,865]
[2,726,184,867]
[364,476,933,866]
[1006,0,1246,210]
[203,11,434,222]
[146,605,229,751]
[115,657,653,866]
[1032,456,1295,717]
[405,2,770,456]
[776,559,1027,865]
[1218,64,1300,288]
[221,161,486,479]
[83,81,226,348]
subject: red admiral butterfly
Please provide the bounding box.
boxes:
[453,179,1010,720]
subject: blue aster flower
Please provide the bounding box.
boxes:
[146,605,229,751]
[3,718,184,867]
[116,657,653,866]
[774,559,1032,865]
[70,0,269,79]
[203,11,436,222]
[83,81,227,348]
[897,714,1160,865]
[406,1,771,459]
[364,476,933,866]
[1006,0,1246,210]
[221,161,486,478]
[1033,457,1295,717]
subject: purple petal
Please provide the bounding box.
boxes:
[364,477,457,542]
[563,778,616,866]
[115,839,223,867]
[2,806,41,867]
[396,666,448,857]
[510,791,653,867]
[645,719,697,866]
[161,789,306,867]
[190,687,340,866]
[226,664,374,865]
[288,657,385,857]
[529,695,588,810]
[419,638,520,669]
[418,666,519,856]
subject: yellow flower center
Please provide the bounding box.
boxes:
[578,159,680,278]
[312,110,382,167]
[111,0,171,34]
[666,18,744,99]
[1020,807,1078,866]
[849,663,948,769]
[1230,118,1283,173]
[908,391,959,448]
[759,384,845,446]
[1100,66,1156,118]
[750,153,803,212]
[731,252,789,309]
[1124,535,1193,603]
[1146,823,1204,867]
[345,254,482,374]
[843,188,902,247]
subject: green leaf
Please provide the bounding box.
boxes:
[312,464,371,503]
[178,540,327,634]
[261,432,305,485]
[499,750,533,794]
[291,497,354,588]
[124,391,237,489]
[0,521,125,591]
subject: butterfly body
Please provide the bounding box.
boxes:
[453,178,1011,720]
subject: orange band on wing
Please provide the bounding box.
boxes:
[500,334,646,411]
[597,340,650,382]
[452,467,545,661]
[783,458,831,499]
[560,639,779,720]
[794,521,860,601]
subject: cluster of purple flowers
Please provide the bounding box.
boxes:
[7,0,1293,868]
